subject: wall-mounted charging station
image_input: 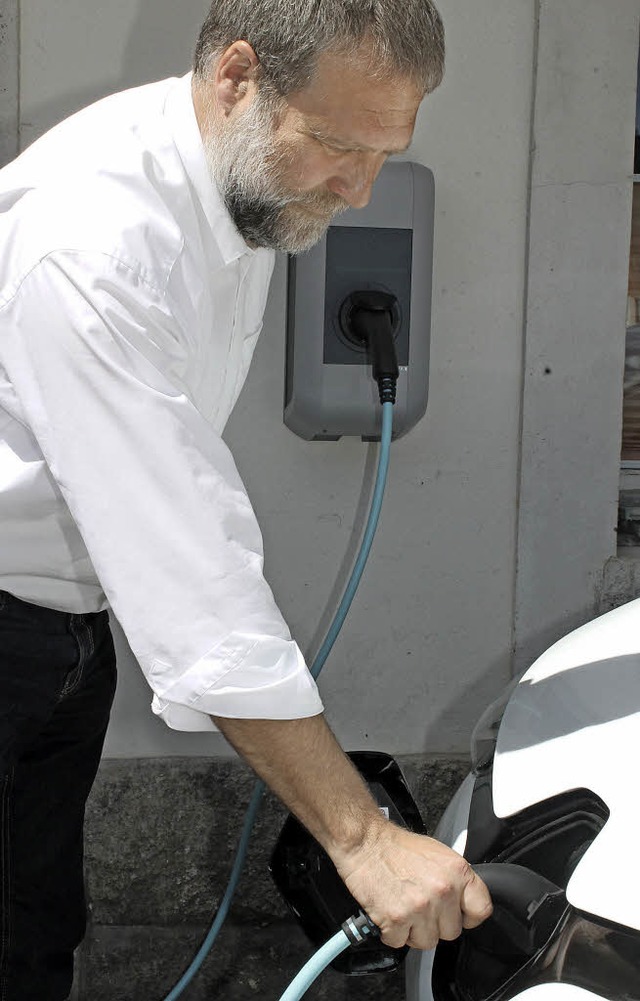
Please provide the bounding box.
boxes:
[284,161,434,441]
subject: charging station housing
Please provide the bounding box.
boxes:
[284,161,434,441]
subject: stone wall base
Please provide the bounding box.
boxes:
[73,755,469,999]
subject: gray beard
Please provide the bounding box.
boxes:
[202,98,346,254]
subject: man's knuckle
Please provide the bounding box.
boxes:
[452,857,473,883]
[387,904,407,926]
[433,877,455,901]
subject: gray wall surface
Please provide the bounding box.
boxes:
[514,0,639,673]
[0,0,18,165]
[3,0,639,759]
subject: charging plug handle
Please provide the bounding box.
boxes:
[344,291,400,405]
[341,910,380,946]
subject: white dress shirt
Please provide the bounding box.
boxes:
[0,73,323,731]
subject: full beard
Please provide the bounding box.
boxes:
[201,95,347,254]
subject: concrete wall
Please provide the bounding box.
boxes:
[3,0,639,760]
[514,0,640,673]
[0,0,19,165]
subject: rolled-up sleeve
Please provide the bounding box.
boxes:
[0,249,324,730]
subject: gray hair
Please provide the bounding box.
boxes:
[193,0,444,98]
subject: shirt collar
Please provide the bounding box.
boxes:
[163,72,254,266]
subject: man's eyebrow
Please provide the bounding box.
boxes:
[307,126,411,156]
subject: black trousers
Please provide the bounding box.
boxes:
[0,590,117,1000]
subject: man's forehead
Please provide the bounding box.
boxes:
[294,42,423,106]
[285,88,421,155]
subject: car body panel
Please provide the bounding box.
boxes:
[513,989,605,1000]
[407,596,640,999]
[493,597,640,930]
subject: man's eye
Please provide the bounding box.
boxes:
[311,136,349,154]
[327,143,359,156]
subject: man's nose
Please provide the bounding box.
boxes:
[326,158,385,210]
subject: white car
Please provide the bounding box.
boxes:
[406,596,640,1001]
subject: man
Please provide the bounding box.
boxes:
[0,1,492,996]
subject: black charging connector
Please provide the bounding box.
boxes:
[341,910,379,946]
[340,291,400,405]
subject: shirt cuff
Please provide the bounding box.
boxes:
[149,636,324,731]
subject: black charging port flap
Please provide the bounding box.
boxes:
[270,751,426,976]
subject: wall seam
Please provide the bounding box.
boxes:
[16,0,20,153]
[510,0,541,680]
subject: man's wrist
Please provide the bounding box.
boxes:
[325,800,390,873]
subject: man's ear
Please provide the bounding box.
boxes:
[214,40,260,115]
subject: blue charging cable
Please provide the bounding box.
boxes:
[162,401,394,1000]
[278,930,351,1001]
[309,401,393,682]
[277,911,378,1001]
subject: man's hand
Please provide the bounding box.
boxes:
[212,712,492,949]
[335,821,492,950]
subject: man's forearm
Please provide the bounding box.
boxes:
[211,712,386,868]
[212,711,492,950]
